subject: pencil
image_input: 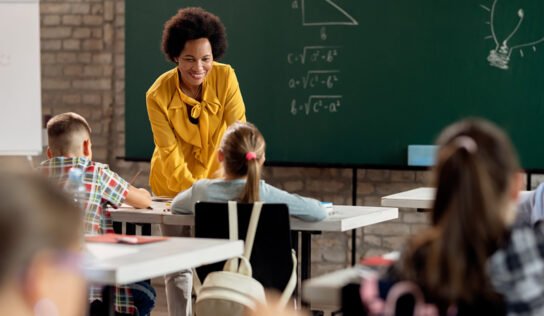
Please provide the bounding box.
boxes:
[128,169,142,185]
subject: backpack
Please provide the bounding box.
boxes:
[193,201,297,316]
[195,254,265,316]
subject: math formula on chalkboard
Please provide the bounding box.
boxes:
[287,0,358,116]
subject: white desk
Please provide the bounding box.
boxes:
[110,204,399,234]
[291,206,398,232]
[381,187,532,210]
[110,201,169,225]
[108,201,176,235]
[302,266,379,315]
[84,237,243,316]
[302,267,363,308]
[381,187,435,209]
[84,237,243,284]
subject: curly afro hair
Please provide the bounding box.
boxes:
[162,7,228,63]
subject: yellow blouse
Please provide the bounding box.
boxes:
[146,62,246,197]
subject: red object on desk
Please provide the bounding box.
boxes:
[360,256,394,267]
[85,233,167,245]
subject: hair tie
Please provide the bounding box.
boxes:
[245,152,257,161]
[455,136,477,154]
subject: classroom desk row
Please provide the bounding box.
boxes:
[108,203,399,290]
[381,187,532,210]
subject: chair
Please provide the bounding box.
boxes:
[194,202,295,294]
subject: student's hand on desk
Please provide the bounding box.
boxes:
[138,187,152,198]
[125,185,153,208]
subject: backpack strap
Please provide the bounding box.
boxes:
[277,249,298,308]
[223,201,264,274]
[237,201,263,276]
[228,200,239,241]
[224,201,240,272]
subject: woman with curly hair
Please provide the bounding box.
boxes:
[146,7,246,316]
[146,7,246,197]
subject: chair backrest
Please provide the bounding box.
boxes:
[194,202,294,292]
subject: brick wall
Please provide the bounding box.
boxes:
[36,0,542,277]
[40,0,124,166]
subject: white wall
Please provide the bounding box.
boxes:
[0,0,42,155]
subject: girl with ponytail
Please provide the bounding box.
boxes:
[363,118,544,315]
[171,121,328,221]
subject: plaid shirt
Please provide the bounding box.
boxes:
[39,157,136,314]
[488,222,544,316]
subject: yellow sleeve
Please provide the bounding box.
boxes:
[146,92,196,193]
[223,66,246,124]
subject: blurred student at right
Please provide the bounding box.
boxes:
[362,118,544,315]
[0,171,86,316]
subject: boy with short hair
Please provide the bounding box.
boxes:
[39,112,155,315]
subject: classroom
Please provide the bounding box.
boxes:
[2,0,544,315]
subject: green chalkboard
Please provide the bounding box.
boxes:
[126,0,544,169]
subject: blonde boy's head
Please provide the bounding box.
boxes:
[47,112,92,158]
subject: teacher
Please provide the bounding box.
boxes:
[146,7,246,197]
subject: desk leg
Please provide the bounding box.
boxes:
[300,232,312,308]
[126,223,136,235]
[351,229,357,266]
[113,221,123,234]
[301,232,311,282]
[102,285,115,316]
[142,223,152,235]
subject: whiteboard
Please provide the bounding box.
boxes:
[0,0,42,155]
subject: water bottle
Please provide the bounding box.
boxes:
[66,167,87,210]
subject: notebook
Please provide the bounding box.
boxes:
[85,233,167,245]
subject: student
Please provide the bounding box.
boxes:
[362,118,544,315]
[0,171,86,316]
[165,122,328,314]
[171,121,329,221]
[38,112,155,316]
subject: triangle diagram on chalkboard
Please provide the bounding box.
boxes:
[301,0,358,26]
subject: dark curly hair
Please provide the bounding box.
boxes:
[162,7,228,63]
